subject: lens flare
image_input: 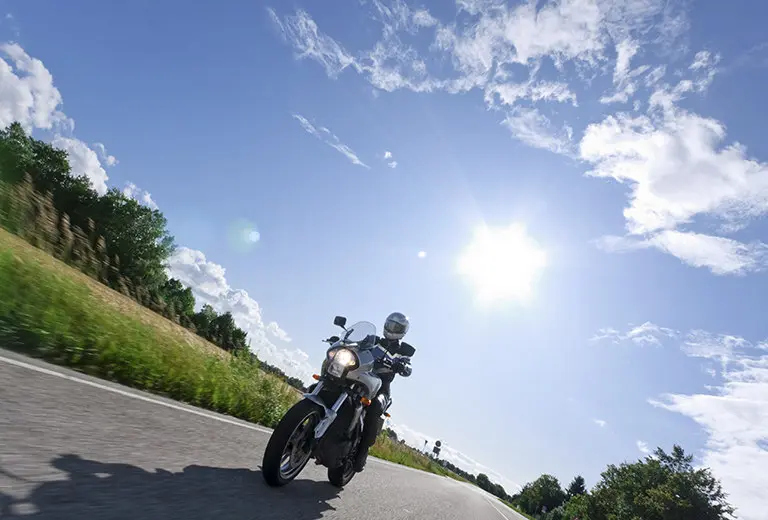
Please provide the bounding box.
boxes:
[227,219,261,252]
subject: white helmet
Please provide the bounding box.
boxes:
[383,312,409,340]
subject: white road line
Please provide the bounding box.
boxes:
[0,353,438,477]
[484,498,513,520]
[0,354,272,435]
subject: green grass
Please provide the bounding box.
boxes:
[370,433,467,481]
[0,227,470,482]
[0,228,298,427]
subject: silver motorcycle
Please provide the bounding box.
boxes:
[261,316,415,488]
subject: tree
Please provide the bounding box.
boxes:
[562,494,590,520]
[566,475,587,499]
[193,304,218,339]
[516,474,567,516]
[161,278,195,319]
[589,445,735,520]
[92,189,174,289]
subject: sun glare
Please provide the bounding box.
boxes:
[457,223,547,304]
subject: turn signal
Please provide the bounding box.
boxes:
[312,374,320,381]
[361,397,371,406]
[384,412,391,418]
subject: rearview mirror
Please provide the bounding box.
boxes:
[399,341,416,357]
[333,316,347,329]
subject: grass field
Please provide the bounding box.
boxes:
[0,227,464,481]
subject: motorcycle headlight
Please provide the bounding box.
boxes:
[327,348,359,377]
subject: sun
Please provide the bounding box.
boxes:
[457,223,547,304]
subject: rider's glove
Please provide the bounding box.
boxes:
[393,357,412,377]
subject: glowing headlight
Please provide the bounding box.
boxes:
[327,348,359,377]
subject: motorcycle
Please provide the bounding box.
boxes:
[261,315,415,488]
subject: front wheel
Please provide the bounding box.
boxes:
[262,399,322,487]
[327,458,356,488]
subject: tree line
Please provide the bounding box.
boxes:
[384,428,734,520]
[506,445,734,520]
[0,122,306,391]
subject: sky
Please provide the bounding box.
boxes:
[1,0,767,517]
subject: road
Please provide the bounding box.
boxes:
[0,350,525,520]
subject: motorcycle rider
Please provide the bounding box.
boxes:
[353,311,412,472]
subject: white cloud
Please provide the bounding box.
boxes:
[388,421,521,494]
[582,75,768,274]
[382,150,398,168]
[167,247,314,383]
[486,80,578,108]
[596,231,768,275]
[266,321,292,343]
[599,38,649,104]
[0,43,112,195]
[648,329,768,520]
[594,418,607,427]
[636,440,651,454]
[502,107,573,154]
[122,182,159,211]
[92,142,118,167]
[689,50,720,92]
[591,321,678,346]
[417,250,427,259]
[268,8,358,78]
[50,136,109,195]
[0,42,66,131]
[292,114,369,168]
[270,0,683,113]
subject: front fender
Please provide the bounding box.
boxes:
[303,382,349,439]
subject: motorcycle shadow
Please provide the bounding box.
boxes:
[0,453,340,520]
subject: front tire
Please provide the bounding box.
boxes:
[262,399,322,487]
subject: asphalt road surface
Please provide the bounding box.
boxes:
[0,350,525,520]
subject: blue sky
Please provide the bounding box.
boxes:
[2,0,767,517]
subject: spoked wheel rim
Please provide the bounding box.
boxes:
[278,411,319,480]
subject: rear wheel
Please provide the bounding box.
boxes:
[327,457,356,488]
[262,399,322,487]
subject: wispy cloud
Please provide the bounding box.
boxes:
[636,440,651,454]
[594,418,607,428]
[292,114,369,168]
[501,107,573,154]
[269,0,685,108]
[645,327,768,520]
[270,3,768,276]
[591,322,678,346]
[595,232,768,276]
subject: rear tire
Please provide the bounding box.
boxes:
[327,459,356,488]
[262,399,322,487]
